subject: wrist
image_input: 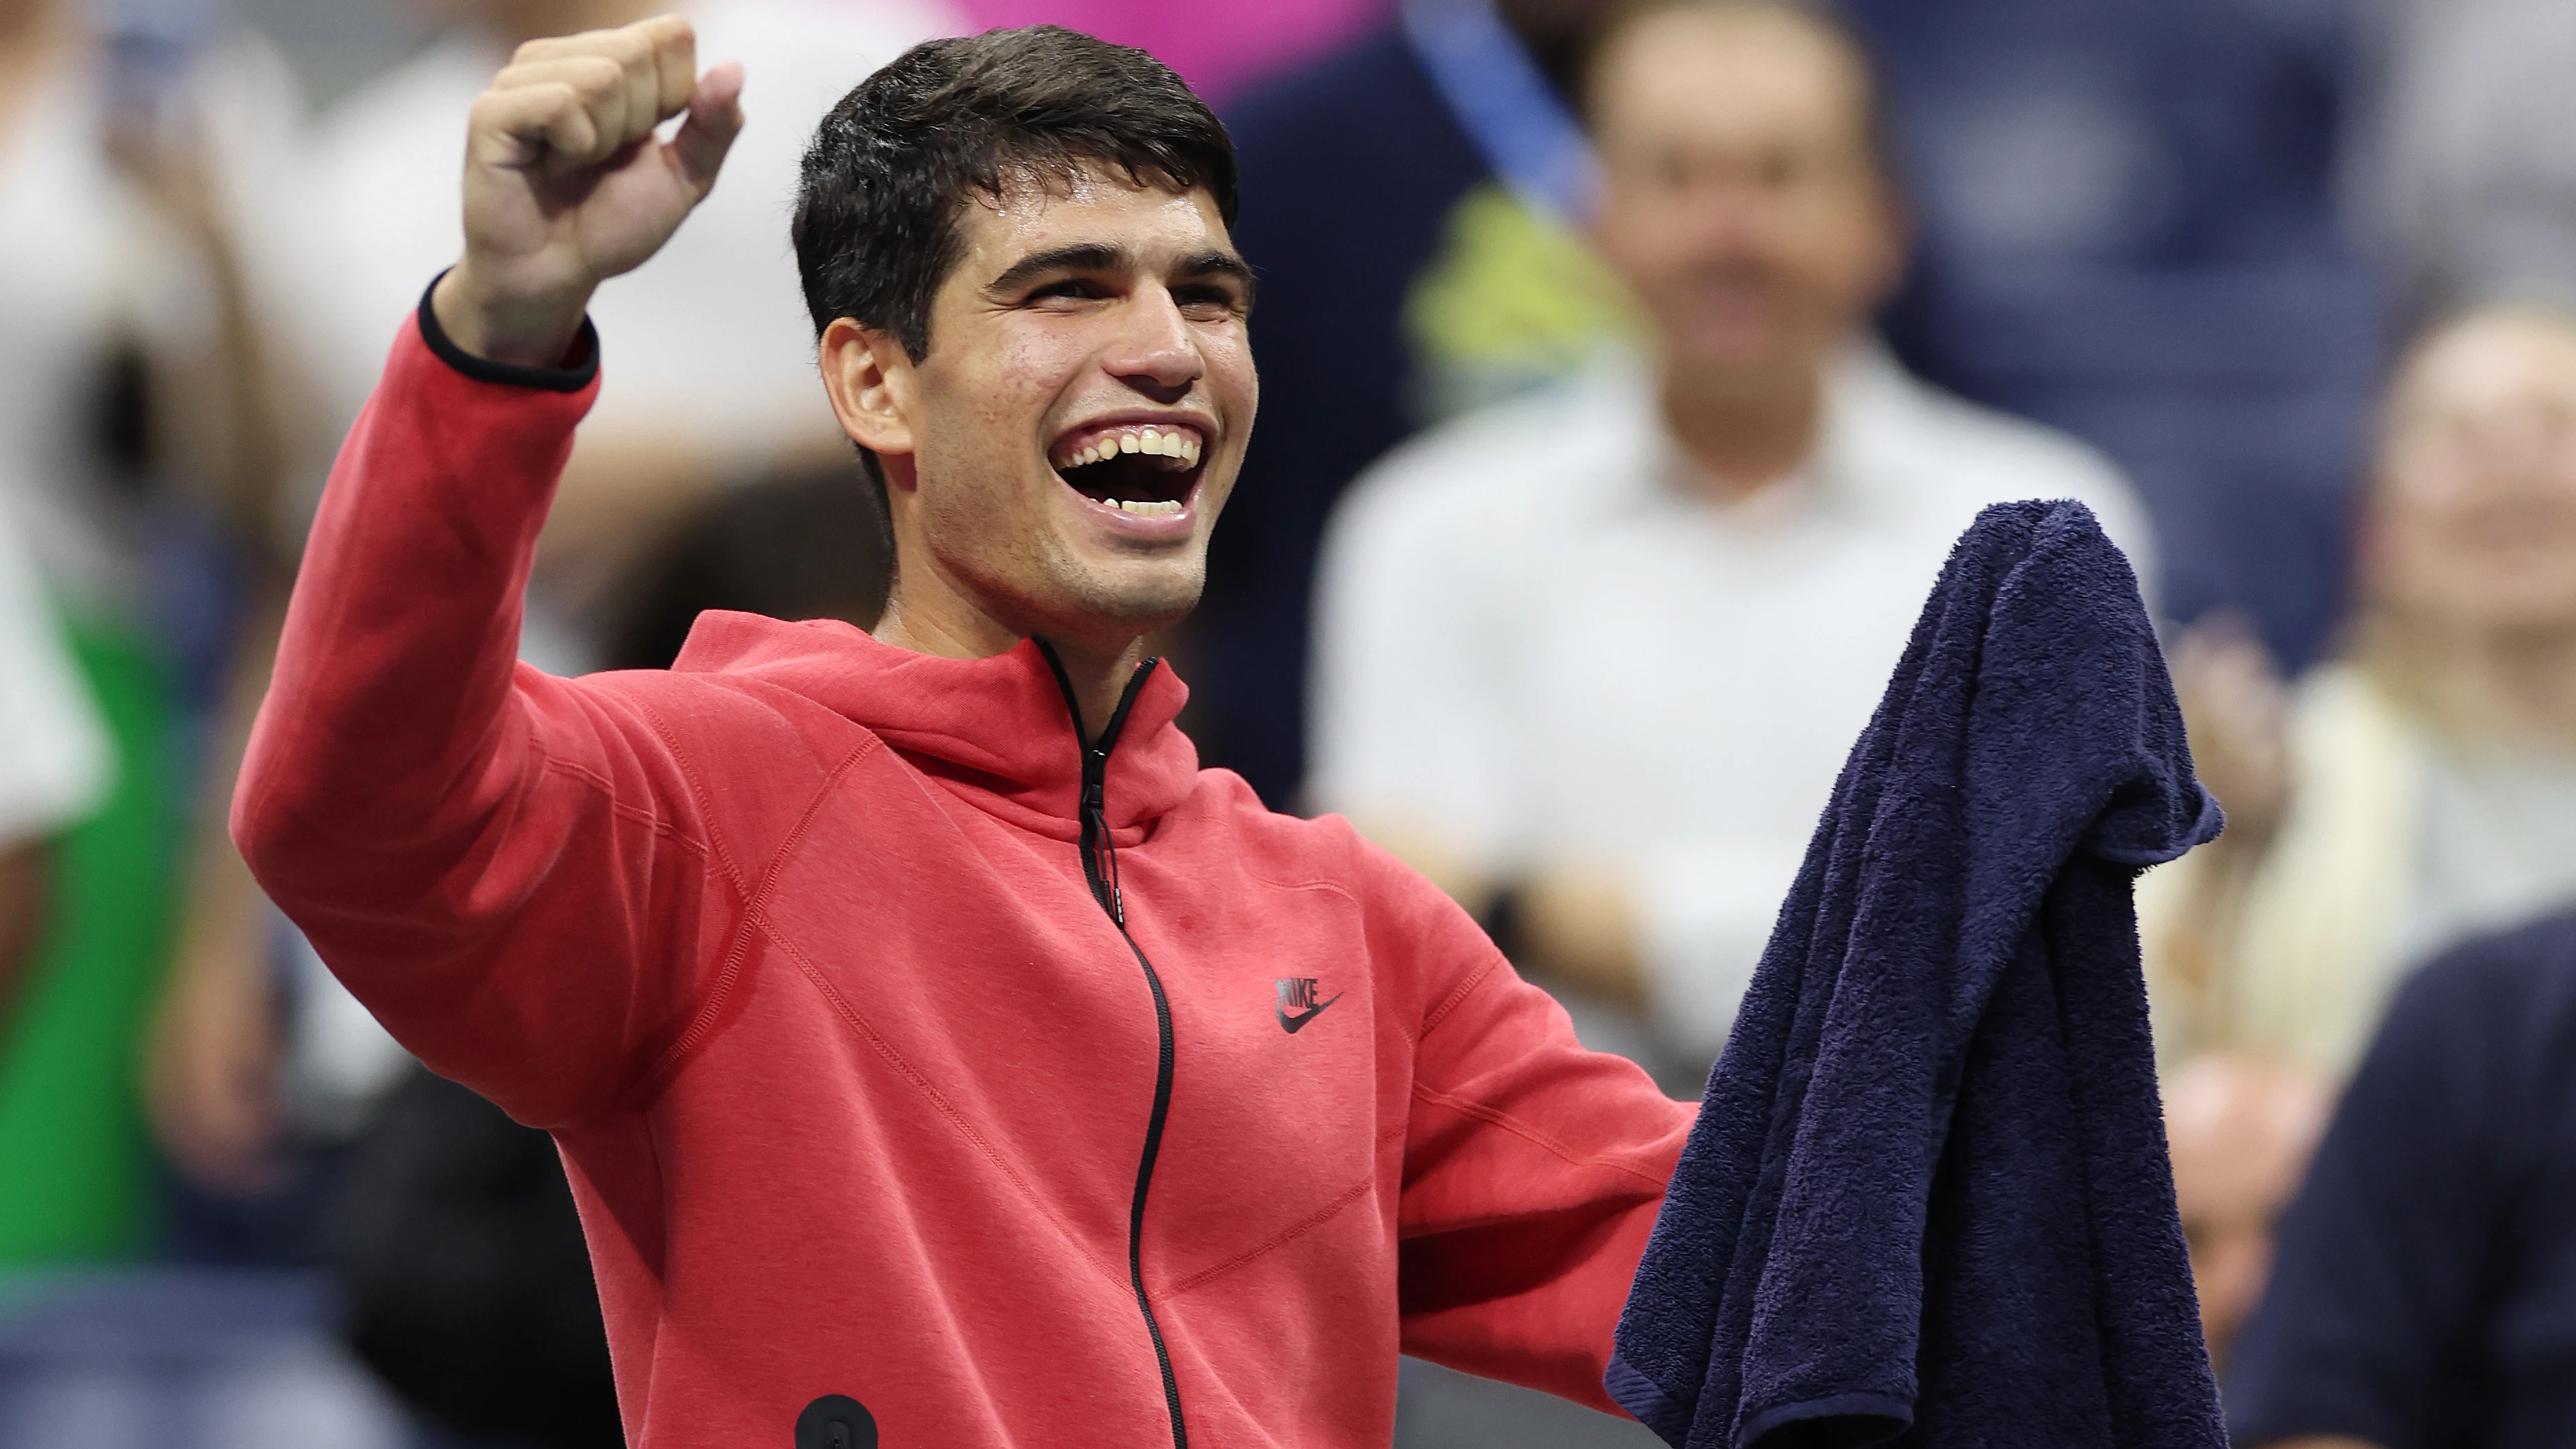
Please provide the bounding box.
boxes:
[431,259,594,370]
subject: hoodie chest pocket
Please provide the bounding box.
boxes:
[1128,901,1392,1297]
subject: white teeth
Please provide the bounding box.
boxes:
[1114,498,1183,516]
[1055,425,1208,472]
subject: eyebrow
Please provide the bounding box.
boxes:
[1174,249,1259,307]
[983,243,1258,307]
[985,243,1128,297]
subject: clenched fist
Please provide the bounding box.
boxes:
[431,16,744,368]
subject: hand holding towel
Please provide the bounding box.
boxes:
[1607,501,2226,1449]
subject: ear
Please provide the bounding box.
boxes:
[820,318,918,475]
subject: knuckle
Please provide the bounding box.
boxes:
[573,56,623,98]
[535,82,586,123]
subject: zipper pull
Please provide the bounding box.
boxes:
[1084,749,1125,926]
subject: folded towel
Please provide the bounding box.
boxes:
[1605,501,2226,1449]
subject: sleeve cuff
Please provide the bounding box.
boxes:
[416,271,600,393]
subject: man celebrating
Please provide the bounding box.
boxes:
[234,16,1692,1446]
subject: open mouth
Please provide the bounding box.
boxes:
[1050,423,1206,518]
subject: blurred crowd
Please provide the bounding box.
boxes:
[3,0,2575,1446]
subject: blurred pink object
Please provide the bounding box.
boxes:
[954,0,1388,100]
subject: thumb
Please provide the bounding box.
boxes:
[670,60,745,197]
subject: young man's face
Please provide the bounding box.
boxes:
[869,168,1256,646]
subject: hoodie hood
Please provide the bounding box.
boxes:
[670,610,1201,842]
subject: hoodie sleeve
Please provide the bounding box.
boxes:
[234,294,733,1129]
[1367,840,1695,1413]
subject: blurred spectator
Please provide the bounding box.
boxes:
[331,1068,621,1449]
[603,462,890,671]
[0,501,112,1024]
[0,0,300,1263]
[2368,0,2576,319]
[1310,0,2154,1084]
[2160,1053,2329,1374]
[2151,304,2576,1079]
[1196,0,1634,807]
[2225,911,2576,1449]
[1844,0,2378,678]
[147,0,949,1229]
[284,0,954,636]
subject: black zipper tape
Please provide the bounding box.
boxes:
[1039,643,1188,1449]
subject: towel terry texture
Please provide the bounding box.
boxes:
[1603,500,2227,1449]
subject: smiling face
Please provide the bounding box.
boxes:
[2366,307,2576,640]
[821,167,1256,652]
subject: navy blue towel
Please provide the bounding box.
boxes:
[1605,501,2226,1449]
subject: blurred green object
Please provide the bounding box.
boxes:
[1403,181,1643,422]
[0,625,180,1261]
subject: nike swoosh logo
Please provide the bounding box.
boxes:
[1278,992,1344,1034]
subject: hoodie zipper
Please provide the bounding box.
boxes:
[1040,644,1188,1449]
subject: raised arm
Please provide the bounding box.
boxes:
[233,19,746,1127]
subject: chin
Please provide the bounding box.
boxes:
[1059,561,1206,634]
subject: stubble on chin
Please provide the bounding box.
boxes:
[1059,557,1206,634]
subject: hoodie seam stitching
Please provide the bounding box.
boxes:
[629,698,754,892]
[1155,1157,1387,1300]
[1234,867,1365,913]
[1417,954,1505,1041]
[1406,1079,1672,1189]
[634,728,885,1095]
[531,753,713,859]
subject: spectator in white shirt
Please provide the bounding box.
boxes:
[1309,0,2156,1084]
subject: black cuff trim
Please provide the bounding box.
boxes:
[417,270,599,392]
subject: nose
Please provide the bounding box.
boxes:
[1104,286,1204,403]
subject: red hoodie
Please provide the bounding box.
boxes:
[235,301,1694,1447]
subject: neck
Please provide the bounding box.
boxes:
[2378,616,2576,747]
[871,572,1149,746]
[1658,357,1827,501]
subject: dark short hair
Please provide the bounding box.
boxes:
[791,25,1237,553]
[794,25,1238,361]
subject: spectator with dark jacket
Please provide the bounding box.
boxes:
[2226,910,2576,1449]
